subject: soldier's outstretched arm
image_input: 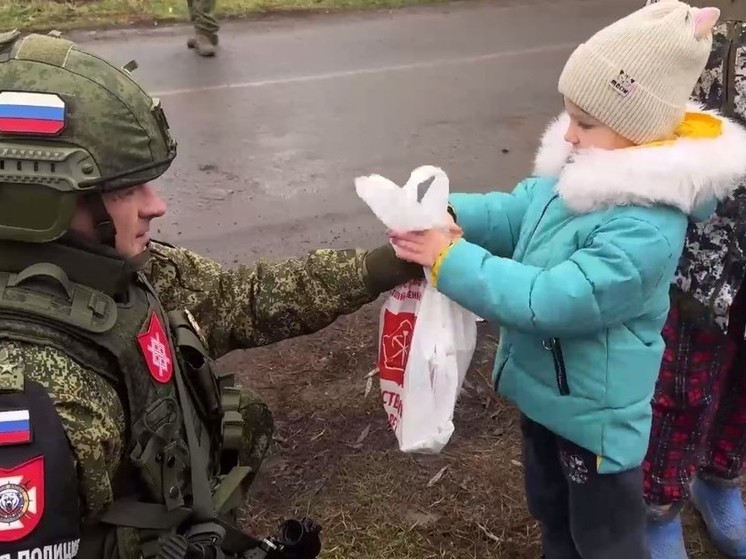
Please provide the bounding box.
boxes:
[144,241,422,358]
[0,340,124,551]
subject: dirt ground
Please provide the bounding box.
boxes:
[218,302,728,558]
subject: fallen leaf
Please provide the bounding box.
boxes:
[364,368,378,398]
[427,465,448,487]
[404,508,441,529]
[356,425,371,444]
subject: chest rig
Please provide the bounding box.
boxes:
[0,239,249,558]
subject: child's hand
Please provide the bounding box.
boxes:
[389,228,456,268]
[445,211,463,237]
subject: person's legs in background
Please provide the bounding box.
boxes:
[186,0,219,57]
[691,283,746,558]
[644,299,735,559]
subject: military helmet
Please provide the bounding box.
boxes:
[0,29,177,244]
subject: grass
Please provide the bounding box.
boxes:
[0,0,454,33]
[225,306,730,558]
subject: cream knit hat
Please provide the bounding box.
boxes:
[558,0,719,144]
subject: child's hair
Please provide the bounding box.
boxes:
[558,0,720,144]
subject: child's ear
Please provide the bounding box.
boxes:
[693,7,721,39]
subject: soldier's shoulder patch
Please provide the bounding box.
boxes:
[137,311,174,384]
[0,348,24,393]
[0,409,31,446]
[0,377,81,554]
[0,455,44,541]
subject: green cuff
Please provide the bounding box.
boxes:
[363,244,424,295]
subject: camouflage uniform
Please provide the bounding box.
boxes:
[0,30,421,559]
[4,241,379,522]
[186,0,219,56]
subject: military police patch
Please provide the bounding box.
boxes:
[0,456,44,541]
[0,375,80,556]
[137,312,174,383]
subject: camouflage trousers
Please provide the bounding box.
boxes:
[187,0,219,37]
[236,386,274,492]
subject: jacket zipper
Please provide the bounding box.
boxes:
[493,349,511,391]
[520,195,568,395]
[493,195,557,392]
[723,21,738,117]
[545,337,570,395]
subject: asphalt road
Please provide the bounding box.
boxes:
[71,0,642,264]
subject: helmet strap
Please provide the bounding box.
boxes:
[84,191,116,247]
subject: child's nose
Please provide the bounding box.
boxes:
[564,126,579,146]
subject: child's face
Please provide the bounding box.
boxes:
[563,98,636,150]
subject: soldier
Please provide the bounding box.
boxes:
[642,1,746,558]
[186,0,219,57]
[0,30,422,559]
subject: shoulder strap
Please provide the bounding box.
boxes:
[171,332,216,523]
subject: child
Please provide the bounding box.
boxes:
[390,1,746,557]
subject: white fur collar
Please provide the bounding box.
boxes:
[532,106,746,214]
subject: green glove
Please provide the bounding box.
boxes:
[363,243,424,295]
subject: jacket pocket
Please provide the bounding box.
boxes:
[544,337,570,395]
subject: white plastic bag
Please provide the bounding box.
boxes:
[355,165,478,453]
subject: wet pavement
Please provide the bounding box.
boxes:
[71,0,640,264]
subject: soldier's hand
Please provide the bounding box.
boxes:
[362,243,424,295]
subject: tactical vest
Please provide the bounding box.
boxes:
[0,239,249,559]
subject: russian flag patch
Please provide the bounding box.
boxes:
[0,91,65,135]
[0,409,31,446]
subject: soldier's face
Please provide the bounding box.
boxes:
[563,98,636,150]
[71,183,167,258]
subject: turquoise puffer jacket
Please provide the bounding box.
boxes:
[436,109,746,473]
